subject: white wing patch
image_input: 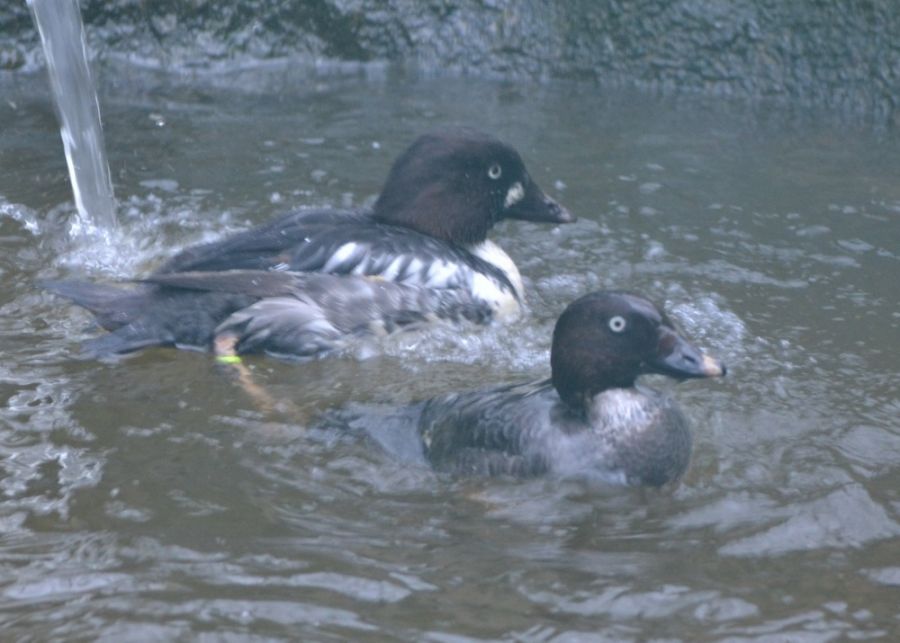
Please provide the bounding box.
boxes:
[380,255,406,282]
[425,258,460,289]
[315,239,524,322]
[323,242,359,272]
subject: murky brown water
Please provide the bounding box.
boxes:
[2,66,899,640]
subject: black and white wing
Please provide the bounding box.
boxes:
[157,208,515,296]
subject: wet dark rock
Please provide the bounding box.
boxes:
[3,0,898,122]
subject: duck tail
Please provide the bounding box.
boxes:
[80,324,169,357]
[42,279,146,331]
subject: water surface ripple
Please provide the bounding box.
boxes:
[1,68,898,640]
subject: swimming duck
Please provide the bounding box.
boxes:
[383,291,725,486]
[46,129,573,357]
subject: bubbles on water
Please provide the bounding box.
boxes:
[864,567,900,587]
[51,204,160,276]
[0,438,105,521]
[0,199,42,235]
[718,483,900,557]
[105,499,153,523]
[643,240,667,260]
[533,272,607,304]
[830,204,859,215]
[667,292,748,359]
[836,238,875,254]
[139,179,179,192]
[808,253,859,268]
[794,224,830,238]
[48,191,238,278]
[374,314,552,376]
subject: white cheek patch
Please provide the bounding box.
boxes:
[504,181,525,209]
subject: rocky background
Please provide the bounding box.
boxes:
[2,1,898,123]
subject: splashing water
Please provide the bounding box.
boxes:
[28,0,117,241]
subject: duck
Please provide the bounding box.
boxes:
[340,291,725,487]
[46,128,573,358]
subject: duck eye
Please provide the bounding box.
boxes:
[608,315,627,333]
[487,164,502,180]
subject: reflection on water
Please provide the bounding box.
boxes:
[1,67,899,639]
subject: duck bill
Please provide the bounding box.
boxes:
[503,178,575,224]
[648,329,726,380]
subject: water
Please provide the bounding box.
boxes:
[27,0,117,238]
[2,65,900,640]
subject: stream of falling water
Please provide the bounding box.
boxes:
[27,0,117,239]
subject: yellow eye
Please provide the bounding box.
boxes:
[609,315,627,333]
[488,164,502,180]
